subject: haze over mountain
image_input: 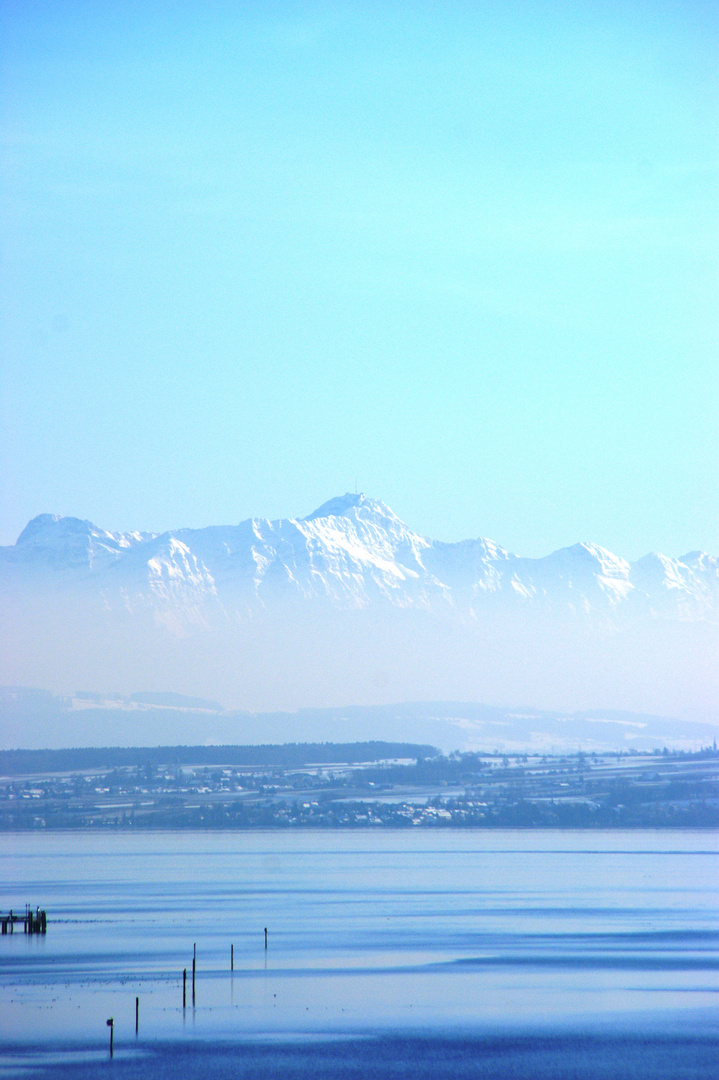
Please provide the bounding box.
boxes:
[1,495,716,732]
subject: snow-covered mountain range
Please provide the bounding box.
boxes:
[2,493,716,625]
[1,495,716,725]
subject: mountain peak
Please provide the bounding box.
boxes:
[303,492,368,521]
[16,514,92,546]
[302,494,407,531]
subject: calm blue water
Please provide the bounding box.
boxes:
[0,830,717,1077]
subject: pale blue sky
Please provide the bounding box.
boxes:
[1,0,717,557]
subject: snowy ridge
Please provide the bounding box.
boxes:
[12,513,154,571]
[1,494,717,627]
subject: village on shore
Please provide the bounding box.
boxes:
[1,742,717,831]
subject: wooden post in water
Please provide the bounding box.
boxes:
[192,956,196,1005]
[231,944,234,971]
[106,1018,114,1057]
[135,996,139,1033]
[183,968,187,1008]
[264,927,268,950]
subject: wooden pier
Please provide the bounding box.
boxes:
[1,907,47,934]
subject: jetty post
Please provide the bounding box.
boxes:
[183,968,187,1008]
[264,927,268,950]
[231,943,234,971]
[106,1018,114,1057]
[135,996,139,1033]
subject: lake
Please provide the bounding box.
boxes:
[0,830,717,1078]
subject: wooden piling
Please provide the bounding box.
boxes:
[106,1018,114,1057]
[135,996,139,1033]
[192,956,196,1005]
[231,943,234,971]
[264,927,268,950]
[183,968,187,1008]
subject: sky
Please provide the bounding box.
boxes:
[1,0,717,560]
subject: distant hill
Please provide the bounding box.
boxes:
[0,689,715,754]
